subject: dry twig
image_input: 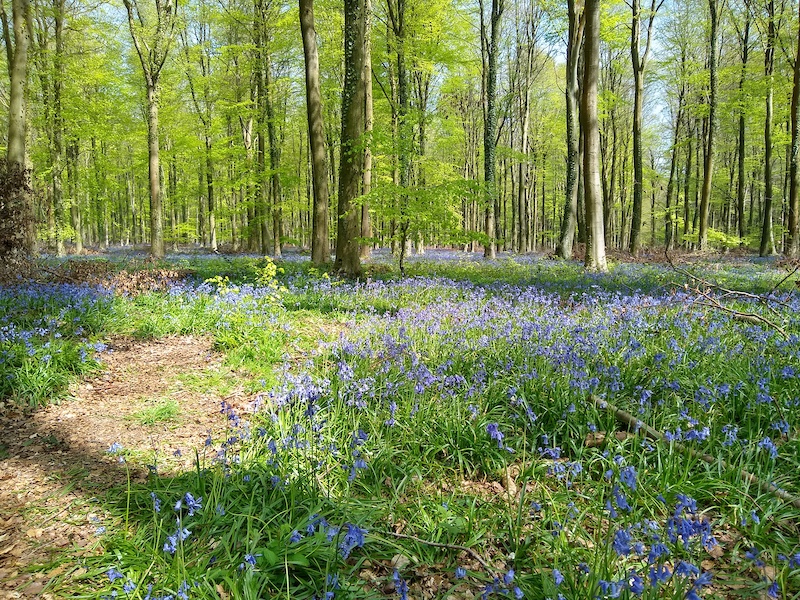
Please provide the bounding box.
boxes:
[590,395,800,510]
[381,530,496,574]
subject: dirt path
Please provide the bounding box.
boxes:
[0,336,253,599]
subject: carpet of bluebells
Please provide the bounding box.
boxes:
[3,252,800,599]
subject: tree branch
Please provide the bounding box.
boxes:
[590,395,800,510]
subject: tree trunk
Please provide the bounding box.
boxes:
[481,0,503,259]
[698,0,718,251]
[299,0,331,264]
[335,0,367,276]
[145,83,164,258]
[265,52,283,258]
[361,0,373,260]
[788,0,800,257]
[759,0,776,256]
[736,17,750,242]
[582,0,606,271]
[557,0,583,259]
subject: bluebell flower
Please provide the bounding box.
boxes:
[486,423,504,448]
[674,561,699,578]
[338,523,366,559]
[177,580,190,600]
[107,442,123,454]
[503,568,515,585]
[123,580,136,594]
[107,567,124,582]
[455,566,466,579]
[612,528,632,556]
[649,564,670,587]
[767,581,780,598]
[552,568,564,586]
[290,530,303,543]
[619,466,637,491]
[392,570,408,600]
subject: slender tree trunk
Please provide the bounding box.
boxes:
[146,84,165,258]
[299,0,331,264]
[788,1,800,256]
[480,0,504,259]
[557,0,583,259]
[698,0,718,250]
[736,17,750,241]
[264,52,283,258]
[760,0,777,256]
[361,0,373,260]
[582,0,607,271]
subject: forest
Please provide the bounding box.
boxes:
[2,0,800,599]
[0,0,798,270]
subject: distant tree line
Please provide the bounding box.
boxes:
[1,0,799,274]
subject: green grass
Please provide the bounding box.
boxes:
[128,398,181,426]
[3,254,799,599]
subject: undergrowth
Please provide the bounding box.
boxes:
[2,253,799,599]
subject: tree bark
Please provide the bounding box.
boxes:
[480,0,503,259]
[759,0,777,256]
[581,0,607,271]
[361,0,373,260]
[789,0,800,257]
[299,0,331,264]
[629,0,660,255]
[736,16,750,242]
[335,0,367,276]
[557,0,583,259]
[123,0,177,259]
[697,0,718,251]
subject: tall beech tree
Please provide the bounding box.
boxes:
[479,0,503,259]
[789,0,800,257]
[697,0,719,251]
[335,0,368,276]
[557,0,584,259]
[581,0,607,271]
[122,0,179,259]
[1,0,34,266]
[756,0,779,256]
[299,0,330,264]
[628,0,662,255]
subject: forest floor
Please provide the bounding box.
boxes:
[0,251,798,600]
[0,336,251,599]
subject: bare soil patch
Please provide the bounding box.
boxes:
[0,336,252,599]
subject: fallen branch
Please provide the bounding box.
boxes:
[664,250,790,339]
[381,530,496,574]
[590,395,800,510]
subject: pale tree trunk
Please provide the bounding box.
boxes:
[361,0,373,260]
[146,84,165,258]
[299,0,331,264]
[582,0,607,271]
[664,85,684,250]
[0,0,35,266]
[388,0,411,272]
[788,0,799,257]
[557,0,583,259]
[335,0,367,276]
[736,16,750,241]
[123,0,177,260]
[629,0,661,255]
[265,52,283,258]
[760,0,777,256]
[480,0,503,259]
[697,0,718,251]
